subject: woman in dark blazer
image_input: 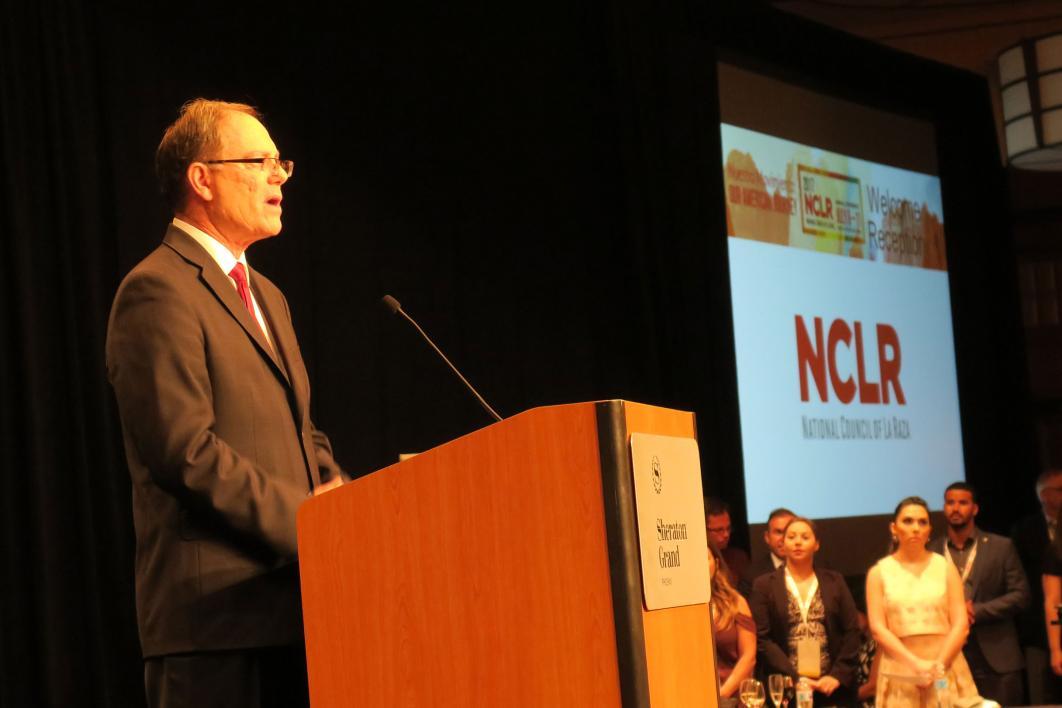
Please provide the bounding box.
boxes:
[749,517,861,706]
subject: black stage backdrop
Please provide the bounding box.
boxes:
[0,1,1033,705]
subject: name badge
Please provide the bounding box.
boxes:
[797,636,821,678]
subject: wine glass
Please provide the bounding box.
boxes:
[739,678,755,707]
[782,676,794,708]
[739,678,766,708]
[768,674,785,708]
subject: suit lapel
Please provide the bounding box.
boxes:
[251,273,307,426]
[966,533,989,590]
[817,570,830,606]
[163,226,291,387]
[941,531,982,593]
[773,568,789,625]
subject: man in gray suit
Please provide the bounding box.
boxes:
[107,99,346,708]
[929,481,1029,705]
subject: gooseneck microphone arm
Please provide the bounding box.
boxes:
[380,295,503,423]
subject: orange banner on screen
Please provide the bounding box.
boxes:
[722,126,947,271]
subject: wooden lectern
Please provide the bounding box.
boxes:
[297,400,718,707]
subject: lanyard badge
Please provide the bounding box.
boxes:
[785,568,822,678]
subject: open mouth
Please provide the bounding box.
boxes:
[266,196,283,208]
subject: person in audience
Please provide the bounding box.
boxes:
[1012,467,1062,704]
[748,508,796,584]
[846,578,880,708]
[708,539,756,702]
[928,482,1028,705]
[706,497,751,594]
[1042,505,1062,682]
[750,517,860,706]
[866,497,978,706]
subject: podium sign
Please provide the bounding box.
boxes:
[630,433,710,610]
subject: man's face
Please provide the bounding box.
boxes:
[207,111,288,248]
[1040,473,1062,520]
[943,489,978,530]
[706,512,732,550]
[764,514,794,558]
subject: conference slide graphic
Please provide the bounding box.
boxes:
[721,123,964,521]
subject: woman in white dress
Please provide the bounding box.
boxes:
[865,497,977,707]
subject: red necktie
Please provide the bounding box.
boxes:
[228,263,257,320]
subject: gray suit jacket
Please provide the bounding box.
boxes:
[929,530,1030,673]
[107,225,344,657]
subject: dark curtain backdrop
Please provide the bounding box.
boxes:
[0,0,1033,705]
[1,2,141,706]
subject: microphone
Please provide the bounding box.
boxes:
[380,294,503,422]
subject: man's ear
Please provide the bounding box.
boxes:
[186,162,214,202]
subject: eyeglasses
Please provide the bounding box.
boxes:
[204,157,294,177]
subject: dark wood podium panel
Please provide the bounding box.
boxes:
[297,401,717,707]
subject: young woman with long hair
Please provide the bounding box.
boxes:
[866,497,977,706]
[709,539,757,699]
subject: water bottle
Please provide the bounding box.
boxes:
[932,666,951,708]
[795,677,813,708]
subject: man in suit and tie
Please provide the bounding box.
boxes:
[745,507,796,592]
[705,497,751,593]
[929,481,1029,706]
[107,99,345,708]
[1011,467,1062,704]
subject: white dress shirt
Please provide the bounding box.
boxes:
[172,218,274,348]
